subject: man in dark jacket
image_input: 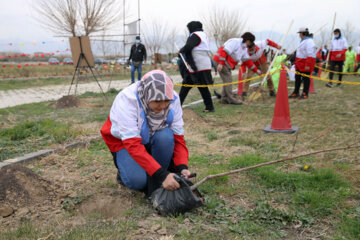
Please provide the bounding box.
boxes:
[128,36,147,84]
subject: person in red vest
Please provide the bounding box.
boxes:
[289,27,316,99]
[100,70,191,195]
[241,39,281,99]
[213,32,262,105]
[326,28,348,87]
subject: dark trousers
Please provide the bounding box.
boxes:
[329,61,344,82]
[179,86,214,110]
[294,71,311,95]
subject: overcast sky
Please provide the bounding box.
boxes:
[0,0,359,53]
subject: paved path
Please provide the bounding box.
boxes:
[0,72,241,109]
[0,75,184,109]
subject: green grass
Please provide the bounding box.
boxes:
[0,88,120,161]
[337,215,360,239]
[1,75,359,239]
[0,66,179,90]
[0,119,78,161]
[229,154,352,216]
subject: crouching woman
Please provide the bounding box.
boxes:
[101,70,191,193]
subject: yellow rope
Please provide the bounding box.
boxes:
[173,69,281,88]
[286,67,360,85]
[314,64,359,75]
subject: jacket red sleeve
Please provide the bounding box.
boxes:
[122,138,162,176]
[266,39,279,48]
[216,46,227,65]
[242,59,259,73]
[173,134,189,172]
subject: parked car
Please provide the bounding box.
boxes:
[115,58,129,65]
[107,59,116,65]
[48,58,60,65]
[63,58,73,65]
[94,58,106,65]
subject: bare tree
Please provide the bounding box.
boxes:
[165,27,178,61]
[34,0,79,36]
[315,28,330,48]
[33,0,126,37]
[93,31,113,58]
[342,21,356,46]
[79,0,122,36]
[141,19,169,63]
[201,5,247,47]
[166,28,178,53]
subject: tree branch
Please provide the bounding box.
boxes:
[190,142,360,190]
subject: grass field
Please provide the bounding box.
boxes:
[0,74,359,239]
[0,64,179,90]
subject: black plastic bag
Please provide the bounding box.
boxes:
[150,175,203,216]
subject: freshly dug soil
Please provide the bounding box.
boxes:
[0,164,59,211]
[51,95,82,108]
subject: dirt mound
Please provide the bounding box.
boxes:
[182,108,208,126]
[0,164,59,210]
[77,193,133,219]
[51,95,82,108]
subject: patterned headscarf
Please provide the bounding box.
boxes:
[137,70,174,136]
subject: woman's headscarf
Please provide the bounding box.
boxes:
[137,70,174,136]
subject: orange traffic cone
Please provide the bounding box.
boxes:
[237,66,244,95]
[264,65,299,134]
[309,74,317,94]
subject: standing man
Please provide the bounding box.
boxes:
[242,39,282,99]
[178,21,215,113]
[326,28,348,87]
[213,32,262,105]
[343,46,357,73]
[128,36,147,84]
[288,27,316,100]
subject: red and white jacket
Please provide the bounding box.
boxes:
[247,39,279,66]
[100,82,188,177]
[295,37,316,72]
[356,45,360,62]
[213,38,259,72]
[330,36,348,61]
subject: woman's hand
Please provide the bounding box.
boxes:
[180,169,192,179]
[162,173,180,191]
[217,64,223,72]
